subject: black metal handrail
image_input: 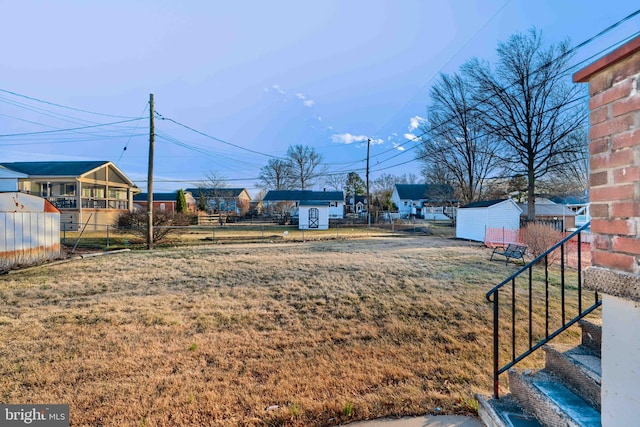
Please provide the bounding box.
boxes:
[485,222,601,398]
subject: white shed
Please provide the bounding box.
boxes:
[298,202,329,230]
[0,192,61,271]
[456,199,522,244]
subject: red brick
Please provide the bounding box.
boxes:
[612,202,640,218]
[590,203,610,218]
[590,184,635,202]
[614,166,640,183]
[590,137,610,155]
[590,150,634,171]
[590,106,610,125]
[612,95,640,117]
[593,234,612,250]
[612,129,640,150]
[589,79,633,109]
[613,236,640,255]
[589,114,635,140]
[592,249,637,272]
[589,72,612,96]
[591,218,636,236]
[608,54,640,86]
[590,171,608,187]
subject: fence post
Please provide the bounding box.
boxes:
[63,222,66,244]
[262,225,264,243]
[106,225,110,248]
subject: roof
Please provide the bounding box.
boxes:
[394,184,455,202]
[574,35,640,82]
[518,202,576,217]
[546,194,589,206]
[299,201,330,207]
[0,161,110,177]
[0,166,27,179]
[263,190,344,202]
[460,199,510,208]
[185,187,249,199]
[134,192,179,202]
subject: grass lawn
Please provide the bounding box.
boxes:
[0,235,595,426]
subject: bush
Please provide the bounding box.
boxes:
[521,222,563,261]
[114,210,193,242]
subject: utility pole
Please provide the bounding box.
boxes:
[147,93,155,250]
[366,138,371,228]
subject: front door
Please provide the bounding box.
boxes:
[309,208,319,229]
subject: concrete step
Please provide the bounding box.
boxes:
[476,394,542,427]
[544,343,601,410]
[509,369,601,427]
[579,320,601,357]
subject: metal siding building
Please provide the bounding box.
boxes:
[456,199,522,243]
[0,192,61,271]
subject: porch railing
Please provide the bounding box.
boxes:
[485,222,600,398]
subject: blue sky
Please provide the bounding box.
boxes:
[1,1,639,196]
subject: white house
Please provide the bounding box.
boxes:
[456,198,522,244]
[0,166,27,192]
[263,190,344,219]
[298,202,329,230]
[391,184,456,219]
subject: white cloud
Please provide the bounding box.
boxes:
[331,133,383,145]
[303,99,315,107]
[295,93,306,100]
[272,84,285,95]
[404,133,417,140]
[392,142,406,151]
[409,115,426,131]
[331,133,368,144]
[317,116,323,121]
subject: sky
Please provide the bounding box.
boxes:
[1,1,639,196]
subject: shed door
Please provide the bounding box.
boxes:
[309,208,319,229]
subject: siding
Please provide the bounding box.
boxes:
[0,211,60,270]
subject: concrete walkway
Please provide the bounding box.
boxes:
[344,415,483,427]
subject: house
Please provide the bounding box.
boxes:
[391,184,456,219]
[518,198,577,230]
[298,201,329,230]
[548,193,591,228]
[345,195,367,215]
[0,192,60,271]
[263,190,344,219]
[133,191,197,213]
[456,198,522,244]
[0,161,139,231]
[185,187,251,215]
[0,166,27,192]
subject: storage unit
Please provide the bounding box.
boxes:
[0,192,60,271]
[298,202,329,230]
[456,199,522,243]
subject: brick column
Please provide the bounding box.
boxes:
[574,35,640,427]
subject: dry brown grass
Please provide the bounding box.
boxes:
[0,236,597,426]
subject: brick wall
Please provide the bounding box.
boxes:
[575,37,640,273]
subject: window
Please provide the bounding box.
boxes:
[59,184,75,196]
[160,203,166,211]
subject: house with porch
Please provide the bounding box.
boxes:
[0,161,139,230]
[391,184,456,219]
[262,190,344,219]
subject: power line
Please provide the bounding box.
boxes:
[0,117,145,137]
[0,88,140,119]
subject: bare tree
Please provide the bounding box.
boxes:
[418,71,501,205]
[201,171,228,213]
[258,158,292,191]
[286,144,324,190]
[324,173,347,191]
[463,28,587,219]
[371,173,404,211]
[538,129,589,196]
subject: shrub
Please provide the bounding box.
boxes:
[521,222,563,261]
[114,210,192,242]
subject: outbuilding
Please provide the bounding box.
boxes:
[456,198,522,244]
[0,192,60,271]
[298,201,329,230]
